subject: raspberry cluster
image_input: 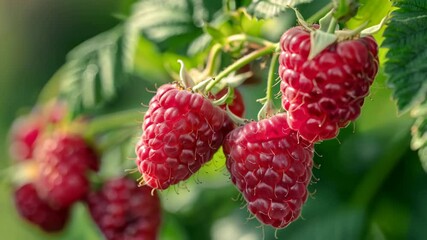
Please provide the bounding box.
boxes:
[9,102,73,232]
[8,13,380,238]
[9,103,163,239]
[279,26,379,142]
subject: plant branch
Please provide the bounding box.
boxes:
[202,43,222,79]
[226,34,276,47]
[205,44,277,92]
[307,2,334,23]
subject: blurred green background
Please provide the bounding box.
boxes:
[1,0,426,239]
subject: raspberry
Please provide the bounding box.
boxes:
[212,88,245,118]
[9,114,43,161]
[14,183,70,232]
[86,177,161,240]
[135,83,234,190]
[279,26,379,142]
[9,101,67,161]
[223,114,313,228]
[34,132,99,208]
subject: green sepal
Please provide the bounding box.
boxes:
[309,30,338,60]
[319,10,335,32]
[177,60,195,89]
[360,16,389,37]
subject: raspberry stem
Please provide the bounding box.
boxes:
[257,53,278,120]
[307,2,334,23]
[205,44,277,92]
[327,17,338,33]
[226,34,275,47]
[266,53,278,102]
[202,43,222,78]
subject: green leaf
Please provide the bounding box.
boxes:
[383,0,427,114]
[204,24,227,43]
[187,33,212,56]
[383,0,427,172]
[127,0,208,51]
[60,26,130,116]
[411,118,427,171]
[247,0,313,19]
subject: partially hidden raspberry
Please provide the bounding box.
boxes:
[34,132,99,208]
[212,88,245,118]
[14,183,70,232]
[9,101,67,161]
[223,114,314,228]
[135,83,234,190]
[279,26,379,142]
[9,115,43,161]
[86,177,161,240]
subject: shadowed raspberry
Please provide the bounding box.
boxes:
[223,114,314,228]
[279,26,379,142]
[135,84,234,190]
[14,183,70,232]
[87,177,161,240]
[35,132,99,208]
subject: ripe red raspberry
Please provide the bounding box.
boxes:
[279,26,379,142]
[135,83,234,190]
[223,114,313,228]
[86,177,161,240]
[14,183,70,232]
[212,88,245,118]
[34,132,99,208]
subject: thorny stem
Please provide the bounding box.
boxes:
[205,44,277,92]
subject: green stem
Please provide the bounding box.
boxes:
[226,34,276,47]
[256,53,279,120]
[307,2,334,23]
[205,44,277,92]
[84,109,142,139]
[327,17,338,33]
[266,53,278,101]
[203,43,222,79]
[349,123,412,208]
